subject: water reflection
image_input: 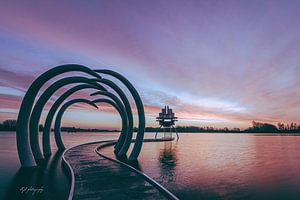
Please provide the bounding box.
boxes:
[5,150,69,200]
[0,131,121,199]
[138,133,300,200]
[159,141,178,185]
[116,154,142,171]
[3,132,300,200]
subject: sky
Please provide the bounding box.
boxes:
[0,0,299,130]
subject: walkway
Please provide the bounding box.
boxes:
[64,142,169,200]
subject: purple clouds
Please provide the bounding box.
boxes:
[0,0,299,129]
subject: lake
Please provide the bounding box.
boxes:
[136,133,300,200]
[1,132,300,200]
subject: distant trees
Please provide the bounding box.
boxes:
[0,119,17,131]
[245,121,300,133]
[0,119,120,132]
[3,119,17,127]
[141,126,242,133]
[0,118,299,133]
[250,121,278,133]
[277,122,285,131]
[0,120,46,132]
[277,122,299,133]
[142,121,300,133]
[60,127,119,132]
[246,121,278,133]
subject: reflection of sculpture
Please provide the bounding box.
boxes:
[155,106,179,140]
[16,65,145,167]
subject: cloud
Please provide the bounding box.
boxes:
[0,1,299,128]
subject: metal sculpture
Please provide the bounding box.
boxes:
[43,84,107,156]
[53,90,128,153]
[155,106,179,140]
[94,70,145,161]
[88,90,129,152]
[16,64,101,167]
[54,99,98,149]
[29,77,103,162]
[91,98,128,154]
[16,65,145,167]
[91,78,133,156]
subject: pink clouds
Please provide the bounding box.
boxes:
[0,0,299,129]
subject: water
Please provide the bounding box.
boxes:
[1,132,300,200]
[136,133,300,200]
[0,131,120,199]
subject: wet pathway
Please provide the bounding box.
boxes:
[64,142,169,200]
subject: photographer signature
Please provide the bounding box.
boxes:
[19,186,44,196]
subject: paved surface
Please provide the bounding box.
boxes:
[64,142,168,200]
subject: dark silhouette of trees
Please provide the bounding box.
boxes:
[3,119,17,127]
[0,119,119,132]
[245,121,300,133]
[277,122,285,131]
[60,127,119,132]
[276,122,299,133]
[140,126,243,133]
[142,121,300,133]
[1,118,299,133]
[0,119,17,131]
[246,121,278,133]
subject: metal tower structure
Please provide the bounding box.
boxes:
[155,106,179,140]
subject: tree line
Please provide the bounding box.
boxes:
[137,121,300,133]
[0,120,118,132]
[1,119,300,133]
[244,121,300,133]
[0,120,17,131]
[136,126,242,133]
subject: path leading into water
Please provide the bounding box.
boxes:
[64,142,169,200]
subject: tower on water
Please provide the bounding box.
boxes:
[155,106,179,140]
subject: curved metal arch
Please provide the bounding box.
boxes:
[91,98,127,153]
[54,99,98,150]
[29,77,105,162]
[94,70,145,161]
[17,64,101,167]
[42,83,107,157]
[91,78,133,156]
[54,90,127,152]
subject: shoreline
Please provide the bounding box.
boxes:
[1,131,300,135]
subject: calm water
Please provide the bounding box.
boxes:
[136,133,300,200]
[0,131,120,199]
[1,132,300,200]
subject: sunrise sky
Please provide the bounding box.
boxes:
[0,0,299,130]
